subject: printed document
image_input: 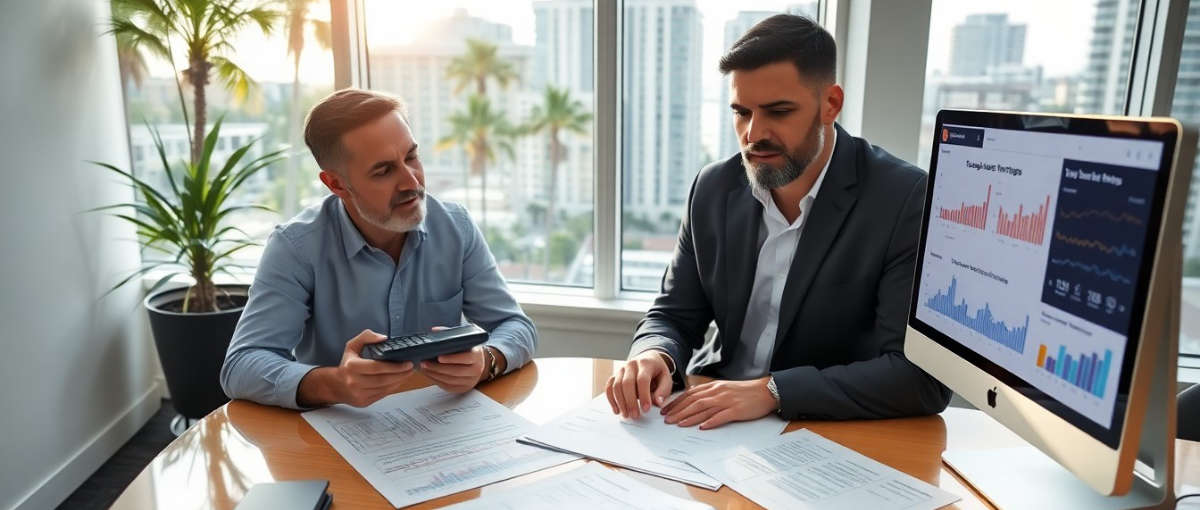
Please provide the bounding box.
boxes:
[689,429,960,510]
[522,395,787,490]
[444,462,714,510]
[302,386,576,508]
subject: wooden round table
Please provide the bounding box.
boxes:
[109,357,1200,509]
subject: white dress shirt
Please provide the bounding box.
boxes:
[723,130,837,380]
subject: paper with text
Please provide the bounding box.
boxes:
[689,429,960,510]
[302,386,577,508]
[521,394,788,490]
[444,462,714,509]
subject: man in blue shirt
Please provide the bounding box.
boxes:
[220,88,536,410]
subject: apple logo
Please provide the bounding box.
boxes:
[987,387,998,408]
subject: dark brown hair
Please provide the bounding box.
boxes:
[718,14,836,84]
[303,88,407,171]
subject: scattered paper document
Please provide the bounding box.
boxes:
[689,429,960,510]
[522,394,788,490]
[444,462,714,510]
[302,386,577,508]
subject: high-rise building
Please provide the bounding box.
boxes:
[368,9,536,224]
[621,0,703,219]
[533,0,593,93]
[1076,0,1139,115]
[716,4,819,161]
[1078,0,1200,260]
[530,0,596,216]
[949,14,1026,77]
[1166,1,1200,261]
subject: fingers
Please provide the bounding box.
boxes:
[635,367,653,414]
[677,405,721,427]
[345,329,386,353]
[652,369,673,408]
[665,396,715,425]
[345,357,414,376]
[660,383,712,415]
[421,359,479,378]
[699,409,737,430]
[342,371,414,407]
[611,367,627,417]
[436,349,478,364]
[424,369,478,393]
[619,364,642,419]
[605,376,619,414]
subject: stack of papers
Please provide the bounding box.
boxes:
[689,429,961,509]
[520,396,960,510]
[302,387,577,508]
[520,395,788,489]
[444,462,713,510]
[303,387,961,509]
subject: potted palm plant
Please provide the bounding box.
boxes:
[105,0,282,428]
[93,121,285,424]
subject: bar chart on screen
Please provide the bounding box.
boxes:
[1036,343,1113,398]
[995,195,1051,245]
[938,184,991,230]
[925,275,1029,354]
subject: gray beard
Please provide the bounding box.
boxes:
[744,125,825,195]
[347,186,425,233]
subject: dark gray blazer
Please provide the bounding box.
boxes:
[630,124,951,420]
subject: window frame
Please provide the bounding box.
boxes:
[324,0,1199,371]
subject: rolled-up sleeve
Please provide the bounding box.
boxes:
[220,229,317,409]
[455,211,536,373]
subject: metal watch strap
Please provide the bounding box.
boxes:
[766,376,782,412]
[482,346,499,381]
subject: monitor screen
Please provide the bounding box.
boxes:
[910,111,1176,448]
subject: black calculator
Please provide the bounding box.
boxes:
[359,324,489,362]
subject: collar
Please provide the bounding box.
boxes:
[750,127,838,215]
[335,196,427,259]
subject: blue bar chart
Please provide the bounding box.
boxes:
[1037,343,1112,398]
[925,276,1028,354]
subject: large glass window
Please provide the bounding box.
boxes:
[1171,1,1200,357]
[363,1,596,287]
[117,1,335,267]
[917,0,1141,169]
[619,1,820,292]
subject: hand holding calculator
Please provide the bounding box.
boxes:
[359,324,489,363]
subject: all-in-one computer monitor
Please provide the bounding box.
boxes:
[905,110,1192,508]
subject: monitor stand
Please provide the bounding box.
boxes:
[944,245,1180,510]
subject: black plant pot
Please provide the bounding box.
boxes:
[145,284,249,420]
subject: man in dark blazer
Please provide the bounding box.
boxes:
[605,14,950,428]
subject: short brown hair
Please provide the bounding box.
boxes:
[303,88,407,171]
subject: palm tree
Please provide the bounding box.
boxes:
[436,94,517,231]
[523,86,592,232]
[111,2,149,92]
[109,0,281,164]
[445,38,519,97]
[445,38,519,220]
[282,0,331,216]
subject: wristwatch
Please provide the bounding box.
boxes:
[482,346,502,381]
[766,376,782,412]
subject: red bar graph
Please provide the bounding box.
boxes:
[938,184,990,230]
[996,195,1051,245]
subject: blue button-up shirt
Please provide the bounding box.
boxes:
[220,194,536,409]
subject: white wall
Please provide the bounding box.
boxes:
[0,1,163,509]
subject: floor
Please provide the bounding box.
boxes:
[57,400,176,510]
